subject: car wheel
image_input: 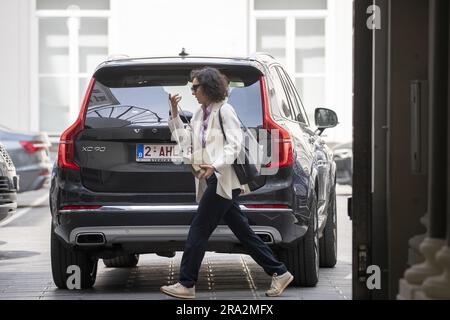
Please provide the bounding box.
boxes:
[319,183,337,267]
[51,226,98,289]
[103,254,140,268]
[278,188,319,287]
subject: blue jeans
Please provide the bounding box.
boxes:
[179,173,287,288]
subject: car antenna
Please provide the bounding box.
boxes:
[179,48,189,58]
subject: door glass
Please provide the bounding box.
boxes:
[79,78,90,104]
[275,67,299,121]
[269,67,294,121]
[295,19,325,73]
[79,18,108,74]
[38,14,109,132]
[254,0,327,10]
[37,0,110,10]
[279,69,307,124]
[39,18,69,74]
[87,67,264,128]
[295,77,325,124]
[39,77,70,132]
[256,20,286,66]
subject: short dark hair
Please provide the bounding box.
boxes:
[190,67,229,102]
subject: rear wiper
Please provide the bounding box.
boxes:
[87,104,163,126]
[123,108,162,123]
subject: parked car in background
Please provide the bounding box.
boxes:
[333,142,352,186]
[0,143,18,221]
[0,125,52,193]
[50,53,338,289]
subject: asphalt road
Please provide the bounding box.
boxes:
[0,185,352,300]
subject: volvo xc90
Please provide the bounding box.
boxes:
[50,53,338,289]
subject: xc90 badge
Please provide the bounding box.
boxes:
[82,146,106,152]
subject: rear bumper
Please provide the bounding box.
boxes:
[68,225,282,245]
[54,205,307,249]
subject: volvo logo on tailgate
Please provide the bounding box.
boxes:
[82,146,106,152]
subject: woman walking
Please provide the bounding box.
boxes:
[161,67,293,299]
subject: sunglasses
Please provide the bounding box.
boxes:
[191,84,201,92]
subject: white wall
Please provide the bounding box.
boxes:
[0,0,32,131]
[334,0,353,144]
[109,0,250,57]
[325,0,353,144]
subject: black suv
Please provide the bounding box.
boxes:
[50,53,338,289]
[0,143,18,221]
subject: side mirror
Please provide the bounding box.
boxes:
[315,108,338,129]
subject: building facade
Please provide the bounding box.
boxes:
[0,0,352,143]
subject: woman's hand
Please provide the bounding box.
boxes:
[169,93,182,118]
[198,164,215,179]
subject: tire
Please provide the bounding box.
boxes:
[51,227,98,289]
[319,184,338,267]
[103,254,139,268]
[278,188,319,287]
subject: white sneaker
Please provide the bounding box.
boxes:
[160,282,195,299]
[265,271,294,297]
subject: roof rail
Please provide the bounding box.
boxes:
[248,52,276,60]
[106,53,130,61]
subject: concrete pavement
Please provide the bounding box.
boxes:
[0,185,352,300]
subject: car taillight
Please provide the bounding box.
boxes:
[20,141,47,154]
[245,204,290,209]
[58,77,96,170]
[260,75,294,168]
[61,205,102,210]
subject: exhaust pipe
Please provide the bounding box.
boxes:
[256,232,274,244]
[75,233,106,246]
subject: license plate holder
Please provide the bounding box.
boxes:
[136,144,181,163]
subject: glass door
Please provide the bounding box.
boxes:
[36,0,110,135]
[252,0,328,125]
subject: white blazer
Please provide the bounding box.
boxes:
[168,100,251,202]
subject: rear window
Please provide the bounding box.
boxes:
[85,65,263,129]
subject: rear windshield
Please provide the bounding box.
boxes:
[85,65,263,129]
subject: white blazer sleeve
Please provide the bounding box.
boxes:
[168,114,193,162]
[212,104,243,172]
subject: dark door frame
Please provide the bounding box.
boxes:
[352,0,374,300]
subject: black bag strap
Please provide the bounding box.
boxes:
[218,107,228,142]
[218,105,249,142]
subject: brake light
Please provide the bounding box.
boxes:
[61,205,102,210]
[260,75,294,168]
[20,141,47,154]
[245,204,290,209]
[58,77,96,170]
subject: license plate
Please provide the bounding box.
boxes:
[136,144,182,162]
